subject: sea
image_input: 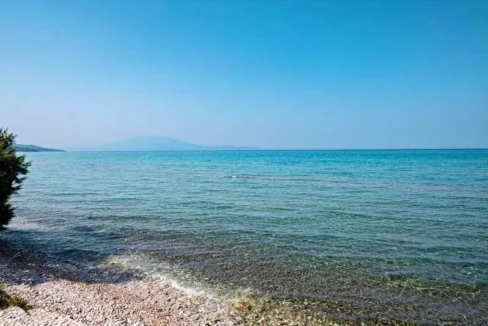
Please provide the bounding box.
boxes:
[5,150,488,324]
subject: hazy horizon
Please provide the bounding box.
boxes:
[1,1,487,149]
[16,134,488,152]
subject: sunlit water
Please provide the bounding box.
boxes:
[5,150,488,323]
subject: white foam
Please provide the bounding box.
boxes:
[106,254,211,298]
[154,274,205,297]
[7,221,49,231]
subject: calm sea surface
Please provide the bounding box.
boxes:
[6,150,488,322]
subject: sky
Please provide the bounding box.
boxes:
[1,0,487,149]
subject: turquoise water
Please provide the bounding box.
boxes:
[6,150,488,322]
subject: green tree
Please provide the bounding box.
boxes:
[0,128,30,229]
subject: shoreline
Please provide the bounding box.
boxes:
[1,238,487,325]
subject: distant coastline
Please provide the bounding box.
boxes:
[15,144,65,152]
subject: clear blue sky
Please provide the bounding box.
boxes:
[1,0,487,149]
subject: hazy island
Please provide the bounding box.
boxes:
[71,136,260,151]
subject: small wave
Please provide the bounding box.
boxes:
[6,221,50,232]
[107,254,210,297]
[226,174,321,182]
[106,253,255,301]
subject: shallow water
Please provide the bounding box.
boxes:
[6,150,488,323]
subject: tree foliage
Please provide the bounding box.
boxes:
[0,128,30,229]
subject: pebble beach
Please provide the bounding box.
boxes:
[0,239,236,326]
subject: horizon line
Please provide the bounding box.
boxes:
[33,148,488,153]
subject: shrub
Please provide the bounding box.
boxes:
[0,128,30,229]
[0,286,32,311]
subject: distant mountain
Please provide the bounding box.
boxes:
[15,144,65,152]
[87,136,259,151]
